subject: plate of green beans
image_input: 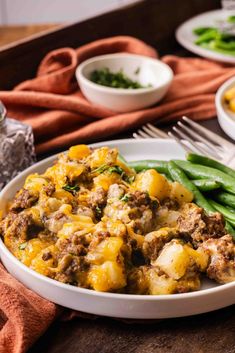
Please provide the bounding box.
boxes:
[176,9,235,63]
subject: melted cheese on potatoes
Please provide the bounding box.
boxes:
[1,144,233,295]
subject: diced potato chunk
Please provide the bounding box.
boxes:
[24,174,48,193]
[106,220,126,237]
[170,182,193,204]
[93,173,121,191]
[90,147,118,168]
[31,245,56,276]
[147,268,177,295]
[68,144,91,160]
[45,162,85,188]
[154,240,190,280]
[19,239,52,266]
[224,86,235,101]
[134,169,170,200]
[88,261,126,292]
[87,237,123,264]
[229,98,235,113]
[185,245,209,271]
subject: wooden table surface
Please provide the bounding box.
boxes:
[0,24,59,48]
[1,23,235,353]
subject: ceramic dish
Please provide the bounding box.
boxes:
[0,139,234,319]
[76,54,173,113]
[176,9,235,64]
[216,76,235,140]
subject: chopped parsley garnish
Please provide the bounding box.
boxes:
[90,68,150,89]
[93,164,124,175]
[19,242,27,250]
[123,174,135,184]
[152,200,159,209]
[120,194,130,202]
[92,164,109,174]
[95,206,102,218]
[62,184,80,195]
[107,166,124,175]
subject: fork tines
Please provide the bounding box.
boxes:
[168,116,234,158]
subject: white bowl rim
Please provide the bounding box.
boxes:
[76,53,173,95]
[215,75,235,124]
[0,138,234,302]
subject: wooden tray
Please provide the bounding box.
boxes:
[0,0,220,90]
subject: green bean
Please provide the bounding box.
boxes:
[228,15,235,23]
[224,221,235,239]
[174,160,235,195]
[187,153,235,179]
[192,179,221,191]
[225,205,235,214]
[209,199,235,223]
[215,38,235,50]
[193,27,214,36]
[194,29,217,45]
[127,160,168,174]
[213,191,235,208]
[168,161,215,214]
[161,173,173,182]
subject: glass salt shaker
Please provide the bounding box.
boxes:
[0,101,36,190]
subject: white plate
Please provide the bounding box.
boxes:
[176,9,235,64]
[0,139,234,319]
[216,75,235,140]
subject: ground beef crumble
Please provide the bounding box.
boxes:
[177,203,226,245]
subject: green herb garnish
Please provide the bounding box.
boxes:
[123,175,135,184]
[95,206,102,218]
[92,164,109,174]
[19,242,27,250]
[120,194,130,202]
[152,200,159,209]
[90,68,150,89]
[107,166,124,175]
[62,184,80,195]
[93,164,124,175]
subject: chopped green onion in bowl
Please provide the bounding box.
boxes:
[90,67,152,89]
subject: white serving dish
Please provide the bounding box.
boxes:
[76,53,173,112]
[216,76,235,140]
[0,139,234,319]
[176,9,235,64]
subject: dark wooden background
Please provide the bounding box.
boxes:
[0,0,220,90]
[1,0,234,352]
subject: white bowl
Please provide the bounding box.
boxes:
[76,53,173,112]
[216,76,235,140]
[0,139,234,319]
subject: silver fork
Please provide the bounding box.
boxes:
[133,123,169,139]
[134,116,235,167]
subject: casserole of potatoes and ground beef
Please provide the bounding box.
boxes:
[0,145,234,294]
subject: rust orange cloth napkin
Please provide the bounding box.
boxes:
[0,264,57,353]
[1,36,235,353]
[1,35,235,155]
